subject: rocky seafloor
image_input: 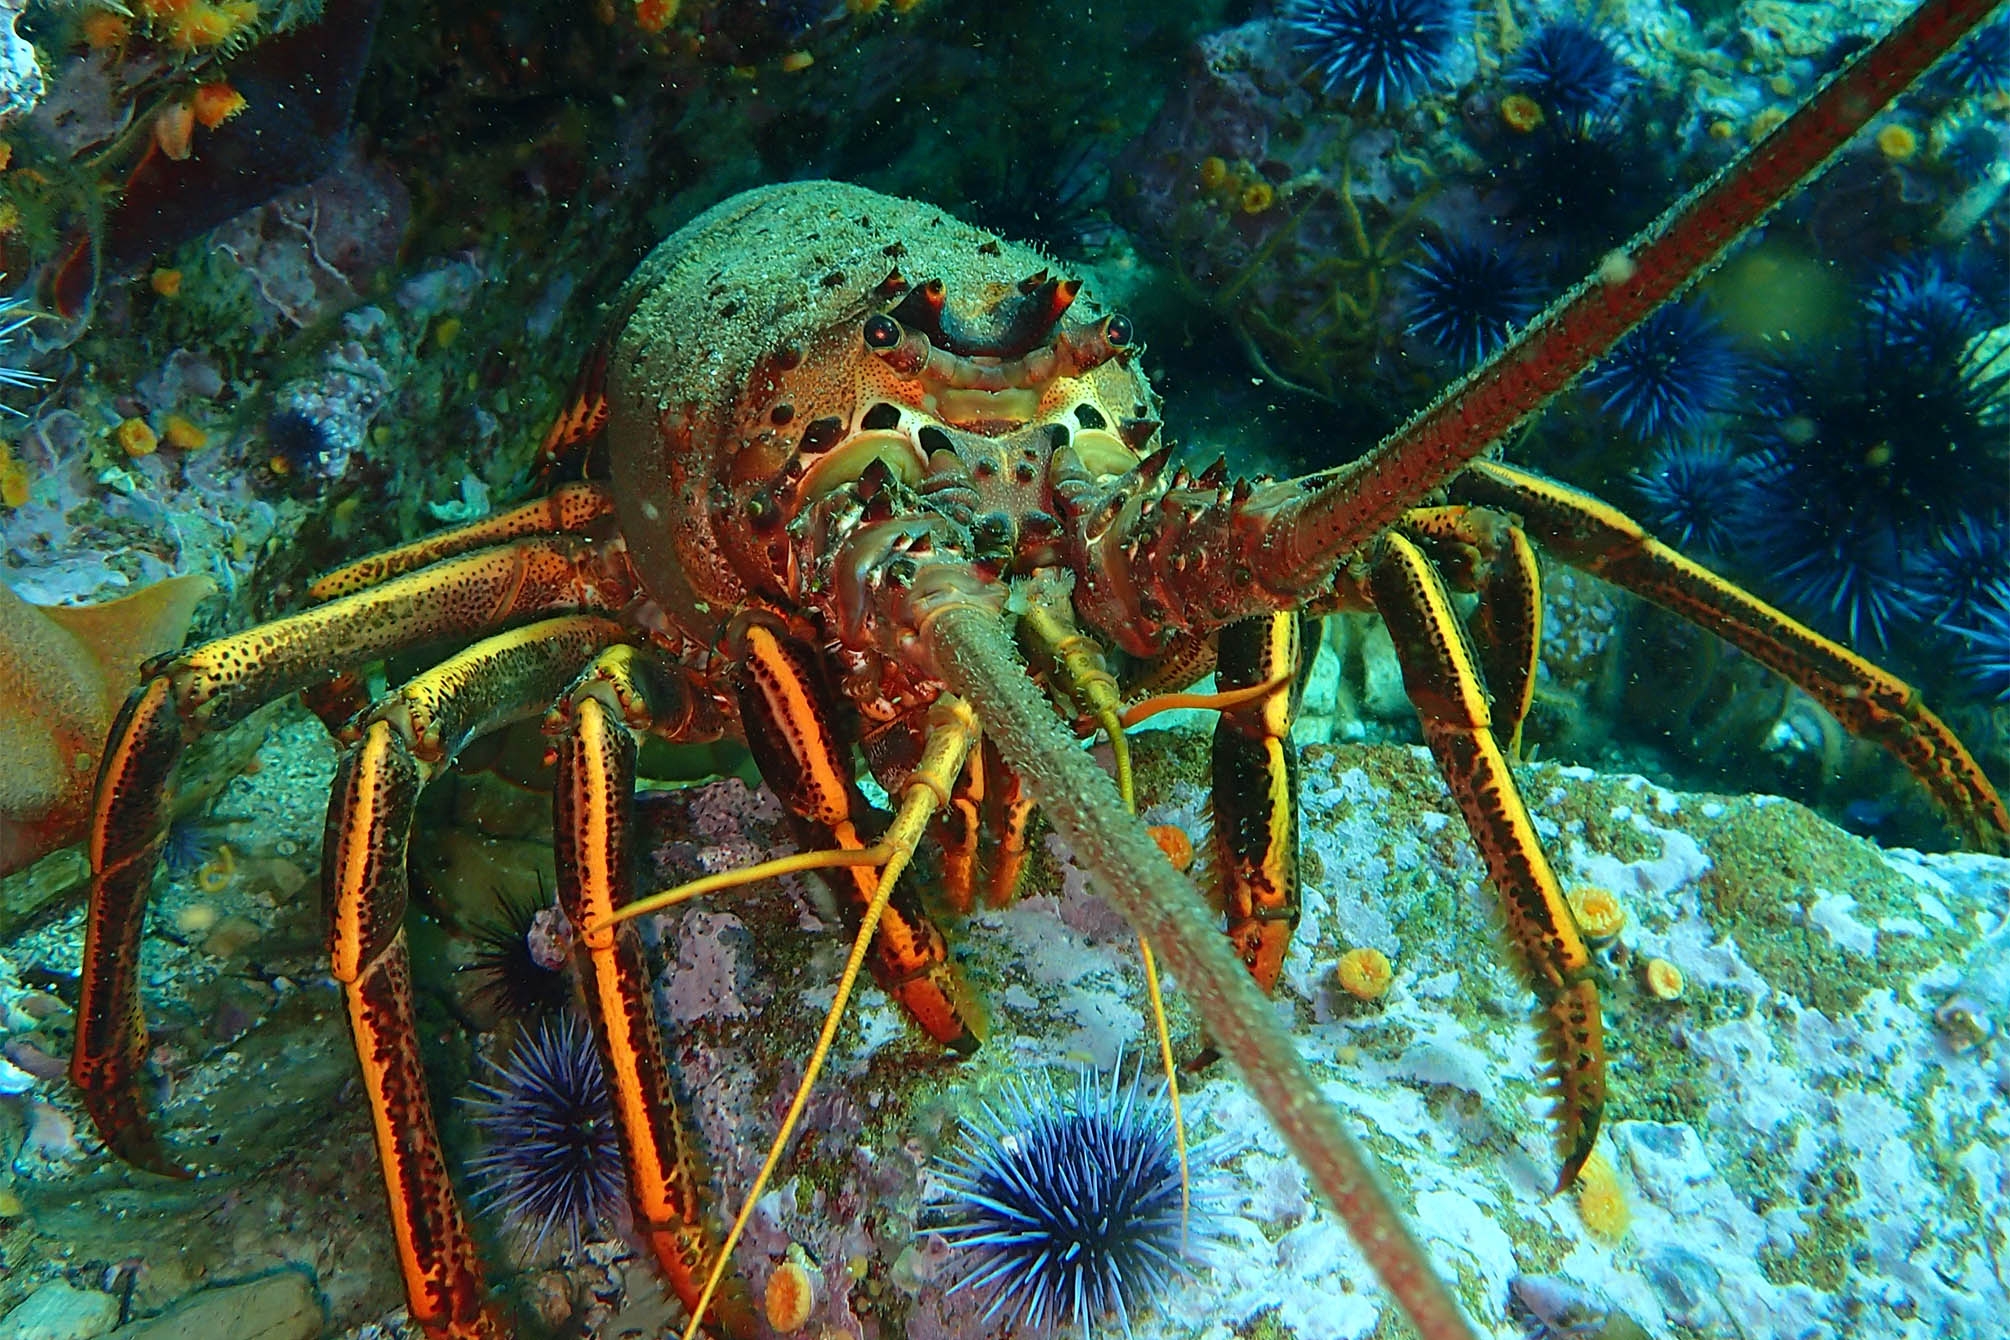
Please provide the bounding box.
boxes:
[0,637,2003,1340]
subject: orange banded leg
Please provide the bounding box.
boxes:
[1455,460,2010,851]
[1368,535,1604,1192]
[1401,505,1543,757]
[547,650,754,1338]
[934,743,985,915]
[980,737,1037,909]
[732,617,981,1052]
[1211,613,1304,993]
[73,536,630,1174]
[327,616,626,1340]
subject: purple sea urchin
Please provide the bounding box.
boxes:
[1508,23,1630,131]
[1951,599,2010,702]
[1911,512,2010,626]
[1629,435,1753,558]
[1741,490,1920,648]
[465,889,573,1025]
[1865,258,1989,359]
[1581,301,1742,441]
[1403,235,1542,367]
[931,1060,1201,1337]
[1932,17,2010,97]
[1285,0,1461,111]
[465,1013,624,1254]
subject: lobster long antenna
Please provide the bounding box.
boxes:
[1096,0,2010,638]
[921,601,1484,1340]
[1269,0,2007,585]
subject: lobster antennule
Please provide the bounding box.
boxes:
[1112,0,2005,636]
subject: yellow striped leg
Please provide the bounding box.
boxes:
[1455,460,2010,851]
[307,483,617,600]
[548,648,754,1338]
[1368,536,1604,1192]
[325,616,625,1340]
[1211,613,1305,993]
[74,536,629,1176]
[732,618,982,1052]
[1400,505,1543,758]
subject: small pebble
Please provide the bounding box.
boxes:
[200,915,263,959]
[0,1055,38,1094]
[22,1100,81,1161]
[0,1279,119,1340]
[2,1037,66,1081]
[174,901,220,936]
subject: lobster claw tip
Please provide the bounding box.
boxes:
[79,1084,194,1179]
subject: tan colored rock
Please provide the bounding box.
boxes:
[0,1281,120,1340]
[106,1273,322,1340]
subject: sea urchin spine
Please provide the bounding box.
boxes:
[464,1012,625,1255]
[1285,0,1462,111]
[932,1059,1202,1337]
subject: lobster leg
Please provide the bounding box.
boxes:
[1366,535,1604,1192]
[731,617,983,1052]
[1400,506,1544,758]
[1210,612,1305,993]
[979,737,1036,909]
[326,615,627,1340]
[545,647,757,1339]
[74,536,630,1174]
[306,482,616,600]
[1454,460,2010,851]
[933,743,985,915]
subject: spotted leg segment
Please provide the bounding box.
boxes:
[1455,460,2010,852]
[732,617,982,1052]
[1367,535,1604,1192]
[326,615,628,1339]
[307,483,617,601]
[1400,505,1543,757]
[1210,613,1305,993]
[74,536,632,1176]
[546,648,756,1338]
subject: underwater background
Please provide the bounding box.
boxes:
[0,0,2007,1336]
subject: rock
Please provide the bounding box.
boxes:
[0,1281,120,1340]
[107,1273,322,1340]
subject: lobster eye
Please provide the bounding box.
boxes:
[863,313,902,350]
[1103,314,1134,348]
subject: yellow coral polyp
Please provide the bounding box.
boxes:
[1499,93,1544,134]
[142,0,260,51]
[764,1255,815,1332]
[1875,122,1918,161]
[0,443,30,509]
[1240,180,1275,214]
[1642,956,1685,1001]
[81,12,132,49]
[1335,946,1393,1000]
[1575,1150,1630,1242]
[1146,824,1194,872]
[1568,886,1626,943]
[1197,155,1229,192]
[192,81,248,129]
[163,415,207,450]
[115,418,159,458]
[634,0,678,33]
